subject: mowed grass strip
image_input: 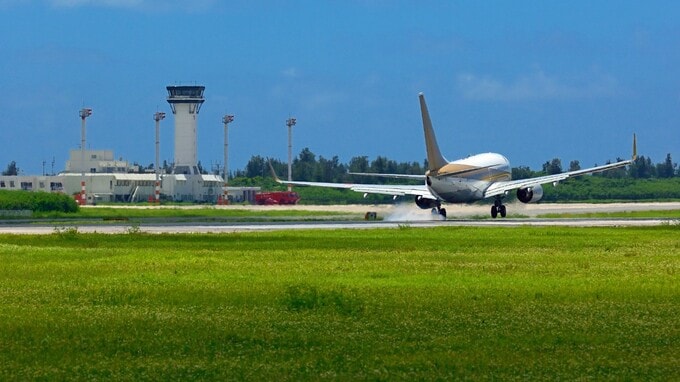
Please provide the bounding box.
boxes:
[538,209,680,219]
[0,227,678,380]
[31,206,358,221]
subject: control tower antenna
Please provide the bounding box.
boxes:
[166,85,205,175]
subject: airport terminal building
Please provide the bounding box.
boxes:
[0,85,258,204]
[1,149,225,203]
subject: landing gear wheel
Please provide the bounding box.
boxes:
[439,208,447,219]
[491,196,507,218]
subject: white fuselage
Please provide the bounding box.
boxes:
[427,152,511,203]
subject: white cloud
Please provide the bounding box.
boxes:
[457,70,623,101]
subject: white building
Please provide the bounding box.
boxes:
[0,85,260,204]
[1,148,257,204]
[59,172,224,203]
[0,176,64,192]
[65,149,132,174]
[0,172,232,204]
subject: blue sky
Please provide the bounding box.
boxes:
[1,0,678,176]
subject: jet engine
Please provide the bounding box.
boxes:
[517,185,544,203]
[415,195,439,210]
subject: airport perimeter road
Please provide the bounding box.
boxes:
[0,217,676,235]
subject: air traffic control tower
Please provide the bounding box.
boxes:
[166,85,205,175]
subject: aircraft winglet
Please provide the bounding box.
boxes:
[632,133,637,161]
[267,159,282,182]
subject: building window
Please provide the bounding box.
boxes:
[9,181,15,188]
[39,182,45,189]
[0,181,5,188]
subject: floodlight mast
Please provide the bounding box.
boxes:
[222,114,234,204]
[79,108,92,205]
[286,117,297,192]
[153,111,166,204]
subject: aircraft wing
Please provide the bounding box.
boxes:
[275,178,435,198]
[483,158,632,198]
[269,160,435,198]
[348,172,426,180]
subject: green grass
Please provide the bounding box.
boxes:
[29,206,359,221]
[538,209,680,219]
[0,227,678,380]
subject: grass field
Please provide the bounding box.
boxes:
[0,227,678,380]
[28,206,360,222]
[537,209,680,219]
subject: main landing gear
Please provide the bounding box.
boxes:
[430,202,447,219]
[491,196,507,218]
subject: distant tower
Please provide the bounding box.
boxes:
[166,85,205,175]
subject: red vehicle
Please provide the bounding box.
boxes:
[255,191,300,205]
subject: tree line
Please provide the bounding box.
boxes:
[231,148,678,184]
[523,154,678,179]
[2,149,678,182]
[232,148,426,184]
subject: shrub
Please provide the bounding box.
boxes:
[0,190,79,213]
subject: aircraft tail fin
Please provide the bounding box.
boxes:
[419,93,448,171]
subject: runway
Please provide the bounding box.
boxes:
[0,217,676,235]
[0,202,677,234]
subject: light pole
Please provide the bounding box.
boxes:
[286,117,296,192]
[153,111,166,204]
[79,108,92,205]
[222,114,234,204]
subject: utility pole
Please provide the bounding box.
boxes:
[222,114,234,204]
[286,117,296,192]
[79,108,92,205]
[153,111,166,204]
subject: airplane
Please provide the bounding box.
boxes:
[272,93,637,219]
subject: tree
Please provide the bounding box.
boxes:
[569,160,581,172]
[601,158,627,179]
[512,166,533,180]
[293,147,317,180]
[370,156,389,174]
[542,158,562,175]
[244,155,268,178]
[656,153,676,178]
[629,156,655,179]
[348,156,369,173]
[2,161,18,176]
